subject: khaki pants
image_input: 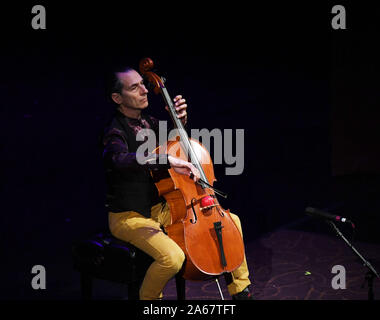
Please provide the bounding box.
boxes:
[109,202,251,300]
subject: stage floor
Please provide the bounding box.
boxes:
[162,225,380,300]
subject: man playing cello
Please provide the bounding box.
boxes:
[102,65,253,300]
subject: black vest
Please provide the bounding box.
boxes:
[104,111,165,217]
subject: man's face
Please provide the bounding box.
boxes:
[113,69,149,110]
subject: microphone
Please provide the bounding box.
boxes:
[305,207,355,228]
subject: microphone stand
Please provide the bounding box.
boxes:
[326,220,379,300]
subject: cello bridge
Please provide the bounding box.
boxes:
[200,204,218,211]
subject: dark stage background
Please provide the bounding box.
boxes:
[1,3,379,299]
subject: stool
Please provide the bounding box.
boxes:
[72,231,186,300]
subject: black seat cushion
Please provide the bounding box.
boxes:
[72,231,153,283]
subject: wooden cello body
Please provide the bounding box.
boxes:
[140,58,245,281]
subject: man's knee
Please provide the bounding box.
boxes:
[229,212,241,226]
[229,212,243,236]
[163,248,185,273]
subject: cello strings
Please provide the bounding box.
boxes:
[161,86,209,185]
[161,86,228,198]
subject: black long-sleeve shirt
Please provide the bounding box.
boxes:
[102,110,171,216]
[102,111,170,171]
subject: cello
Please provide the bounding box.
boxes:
[139,57,245,281]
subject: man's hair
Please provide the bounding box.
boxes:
[105,66,134,102]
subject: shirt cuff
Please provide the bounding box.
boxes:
[143,154,171,170]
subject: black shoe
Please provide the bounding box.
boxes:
[232,286,254,300]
